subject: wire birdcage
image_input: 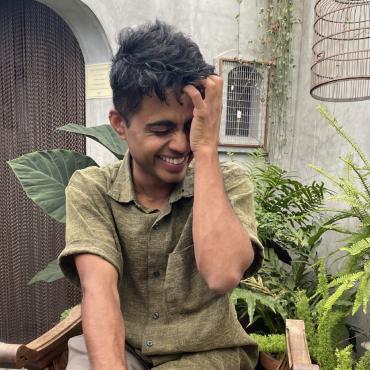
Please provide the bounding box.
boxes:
[311,0,370,102]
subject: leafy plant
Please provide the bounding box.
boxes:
[310,105,370,316]
[234,151,328,333]
[356,350,370,370]
[249,333,286,354]
[8,124,126,283]
[296,259,350,370]
[334,345,353,370]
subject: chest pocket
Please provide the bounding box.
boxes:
[164,245,218,315]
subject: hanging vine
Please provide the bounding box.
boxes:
[259,0,295,154]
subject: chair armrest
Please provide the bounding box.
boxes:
[0,343,25,368]
[286,319,319,370]
[16,305,82,369]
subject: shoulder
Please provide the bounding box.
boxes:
[220,161,254,193]
[67,161,122,194]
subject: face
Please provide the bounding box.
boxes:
[109,91,194,193]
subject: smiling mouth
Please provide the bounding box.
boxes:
[158,155,187,165]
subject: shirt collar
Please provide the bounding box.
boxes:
[107,150,194,204]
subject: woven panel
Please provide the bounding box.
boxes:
[0,0,84,343]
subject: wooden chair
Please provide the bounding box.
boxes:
[0,306,319,370]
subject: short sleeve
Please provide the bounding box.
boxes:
[58,169,123,286]
[223,163,264,278]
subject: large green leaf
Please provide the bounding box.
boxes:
[58,124,127,160]
[28,259,64,284]
[8,150,97,223]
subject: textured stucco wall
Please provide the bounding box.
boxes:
[38,0,268,165]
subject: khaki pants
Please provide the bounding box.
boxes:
[66,335,148,370]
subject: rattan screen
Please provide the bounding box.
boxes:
[0,0,84,343]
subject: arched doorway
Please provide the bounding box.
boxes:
[0,0,85,342]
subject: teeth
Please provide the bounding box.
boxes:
[159,156,186,165]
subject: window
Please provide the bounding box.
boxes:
[219,59,269,148]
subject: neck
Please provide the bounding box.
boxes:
[131,160,174,210]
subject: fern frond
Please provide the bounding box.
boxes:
[295,290,316,355]
[317,258,329,299]
[341,237,370,256]
[240,275,275,296]
[352,270,370,315]
[356,350,370,370]
[324,279,359,313]
[352,260,370,315]
[231,288,284,324]
[327,271,364,289]
[340,156,370,199]
[309,164,341,187]
[317,105,370,168]
[334,345,353,370]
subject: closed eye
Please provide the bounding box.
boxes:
[146,120,176,135]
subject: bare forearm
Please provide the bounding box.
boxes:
[193,149,254,293]
[82,286,126,370]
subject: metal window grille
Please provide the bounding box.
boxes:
[219,59,269,147]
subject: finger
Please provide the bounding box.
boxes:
[206,75,223,100]
[183,84,205,109]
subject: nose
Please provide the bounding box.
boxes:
[168,130,190,154]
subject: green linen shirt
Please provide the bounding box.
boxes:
[59,152,264,367]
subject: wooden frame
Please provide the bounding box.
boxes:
[0,308,319,370]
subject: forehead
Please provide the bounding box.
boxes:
[132,90,193,124]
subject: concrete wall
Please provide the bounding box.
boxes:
[279,0,370,180]
[37,0,268,165]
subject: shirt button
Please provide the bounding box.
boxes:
[146,340,153,347]
[153,271,160,278]
[153,223,159,230]
[152,312,160,320]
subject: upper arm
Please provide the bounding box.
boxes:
[75,253,119,290]
[58,170,123,285]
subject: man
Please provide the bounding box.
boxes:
[59,20,263,370]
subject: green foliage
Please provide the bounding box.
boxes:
[311,105,370,315]
[295,259,357,370]
[231,286,286,332]
[295,291,315,354]
[28,259,64,284]
[356,350,370,370]
[334,346,353,370]
[58,124,127,160]
[60,308,72,321]
[249,334,286,354]
[9,124,125,283]
[259,0,295,138]
[236,152,328,332]
[7,150,97,223]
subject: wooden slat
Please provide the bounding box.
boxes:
[286,319,319,370]
[16,305,82,369]
[0,342,24,368]
[292,366,320,370]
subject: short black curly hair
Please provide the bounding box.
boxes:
[110,20,215,124]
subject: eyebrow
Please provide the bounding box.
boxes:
[145,120,177,129]
[145,118,193,129]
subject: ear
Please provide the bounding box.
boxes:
[109,109,127,140]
